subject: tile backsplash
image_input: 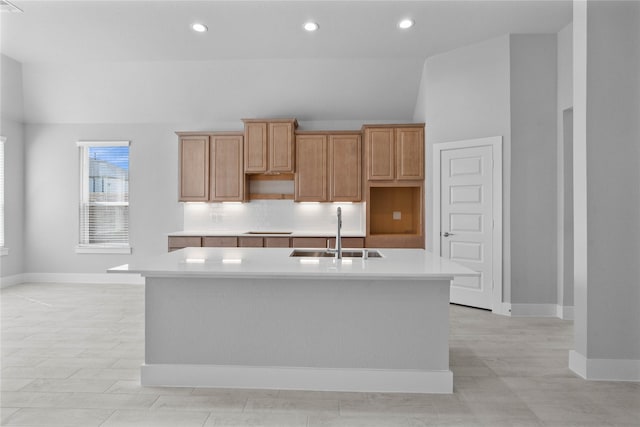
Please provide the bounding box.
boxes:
[183,200,365,234]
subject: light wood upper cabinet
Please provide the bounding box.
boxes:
[295,132,361,202]
[364,124,424,182]
[210,135,245,202]
[243,119,297,173]
[178,132,245,202]
[295,134,328,201]
[395,127,424,180]
[244,122,268,173]
[269,122,295,172]
[179,135,210,201]
[329,134,361,201]
[365,128,394,181]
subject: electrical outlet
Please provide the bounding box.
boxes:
[393,211,402,220]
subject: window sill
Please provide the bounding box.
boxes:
[0,247,8,257]
[75,246,131,254]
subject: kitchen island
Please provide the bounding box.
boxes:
[109,247,475,393]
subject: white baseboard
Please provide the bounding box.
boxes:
[503,303,574,319]
[141,364,453,394]
[493,302,512,316]
[569,350,640,381]
[556,305,574,320]
[510,303,558,317]
[1,272,144,287]
[0,274,26,288]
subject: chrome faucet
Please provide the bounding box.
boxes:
[335,207,342,259]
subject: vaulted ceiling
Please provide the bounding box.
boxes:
[1,1,572,124]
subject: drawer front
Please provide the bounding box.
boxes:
[264,237,291,248]
[203,236,238,247]
[238,236,264,247]
[168,236,202,251]
[328,237,364,248]
[292,237,328,248]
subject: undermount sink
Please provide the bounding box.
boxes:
[290,249,382,258]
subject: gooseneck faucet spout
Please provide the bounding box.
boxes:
[336,207,342,259]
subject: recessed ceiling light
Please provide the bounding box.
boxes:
[303,21,319,32]
[398,19,414,29]
[192,23,208,33]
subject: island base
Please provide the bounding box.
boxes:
[144,276,452,393]
[141,364,452,393]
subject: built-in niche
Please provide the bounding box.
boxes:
[366,185,424,248]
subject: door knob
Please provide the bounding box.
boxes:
[442,232,455,237]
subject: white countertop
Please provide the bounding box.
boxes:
[168,230,366,238]
[109,247,477,280]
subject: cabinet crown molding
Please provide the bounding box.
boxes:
[242,118,298,128]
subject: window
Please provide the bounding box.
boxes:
[76,141,131,254]
[0,136,6,255]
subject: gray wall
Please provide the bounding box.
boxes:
[1,54,25,279]
[509,34,558,305]
[23,123,182,274]
[9,54,414,276]
[574,1,640,362]
[20,59,424,124]
[413,35,512,300]
[21,119,383,275]
[414,34,560,306]
[557,23,574,311]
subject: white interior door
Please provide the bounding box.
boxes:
[440,145,494,309]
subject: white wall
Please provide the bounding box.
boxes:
[572,0,640,376]
[0,55,25,281]
[509,34,558,305]
[413,35,512,301]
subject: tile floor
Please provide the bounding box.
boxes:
[1,282,638,426]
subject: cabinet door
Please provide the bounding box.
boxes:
[396,127,424,180]
[238,236,263,247]
[329,134,361,201]
[365,128,395,180]
[264,237,291,247]
[210,135,244,201]
[168,236,202,251]
[203,237,238,247]
[269,122,295,172]
[179,135,210,201]
[328,237,365,248]
[295,135,328,202]
[244,122,268,173]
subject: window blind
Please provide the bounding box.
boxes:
[78,141,130,247]
[0,137,5,248]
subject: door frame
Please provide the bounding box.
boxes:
[433,136,504,314]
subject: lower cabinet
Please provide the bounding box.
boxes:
[203,237,238,247]
[238,237,263,247]
[264,237,291,247]
[292,237,365,249]
[170,235,364,250]
[329,237,365,248]
[168,236,202,252]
